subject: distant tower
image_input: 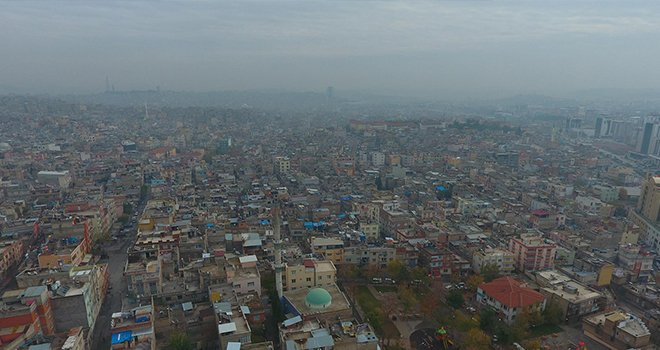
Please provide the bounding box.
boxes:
[273,204,284,299]
[326,86,334,102]
[105,76,111,93]
[144,102,149,120]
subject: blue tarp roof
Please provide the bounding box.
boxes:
[206,223,215,228]
[111,330,133,345]
[436,185,447,191]
[304,221,326,229]
[260,219,270,225]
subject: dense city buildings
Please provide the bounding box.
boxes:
[0,93,658,350]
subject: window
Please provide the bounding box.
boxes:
[291,279,296,283]
[247,282,255,287]
[306,277,311,282]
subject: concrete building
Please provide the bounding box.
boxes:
[310,237,344,264]
[358,222,379,241]
[110,305,154,350]
[37,171,72,189]
[583,310,652,350]
[284,259,336,292]
[537,270,604,323]
[275,156,291,174]
[476,277,546,325]
[342,245,395,268]
[226,255,261,296]
[509,233,556,272]
[637,175,660,224]
[472,248,514,275]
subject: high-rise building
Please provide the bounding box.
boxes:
[638,175,660,224]
[594,117,603,138]
[509,233,556,272]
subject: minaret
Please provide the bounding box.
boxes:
[273,204,284,299]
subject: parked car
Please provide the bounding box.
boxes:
[372,277,383,284]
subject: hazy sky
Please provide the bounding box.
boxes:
[2,1,660,99]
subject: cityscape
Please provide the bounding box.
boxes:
[3,1,660,350]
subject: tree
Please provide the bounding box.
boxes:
[123,202,133,215]
[512,308,531,341]
[542,300,563,326]
[479,308,497,332]
[481,263,501,282]
[411,266,430,284]
[447,290,464,309]
[167,333,193,350]
[467,274,484,292]
[387,259,410,282]
[420,292,440,319]
[397,286,417,311]
[463,328,491,350]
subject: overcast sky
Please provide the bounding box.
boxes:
[2,1,660,99]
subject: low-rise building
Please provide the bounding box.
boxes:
[310,237,344,264]
[472,248,514,275]
[537,270,604,323]
[476,277,546,324]
[582,310,652,350]
[284,259,336,292]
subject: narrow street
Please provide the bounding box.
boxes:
[91,238,130,349]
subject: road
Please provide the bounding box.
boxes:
[91,238,130,349]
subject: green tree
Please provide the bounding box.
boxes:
[479,308,497,332]
[140,184,149,201]
[123,202,133,215]
[463,328,491,350]
[387,259,410,282]
[410,266,430,286]
[467,274,484,292]
[397,286,417,311]
[542,300,564,326]
[512,308,531,341]
[481,263,501,282]
[167,333,193,350]
[447,290,464,309]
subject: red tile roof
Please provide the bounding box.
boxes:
[479,277,545,309]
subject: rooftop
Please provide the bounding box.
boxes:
[479,277,545,309]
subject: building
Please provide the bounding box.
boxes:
[281,285,352,324]
[472,248,514,275]
[359,222,379,241]
[342,245,395,268]
[275,156,290,174]
[476,277,546,324]
[637,175,660,224]
[310,237,344,264]
[0,240,25,282]
[110,305,154,350]
[121,140,137,153]
[226,255,261,296]
[284,259,336,292]
[583,310,652,350]
[0,286,56,347]
[509,233,556,272]
[617,243,654,283]
[537,270,604,323]
[214,300,252,350]
[37,171,72,189]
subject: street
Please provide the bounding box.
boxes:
[91,238,130,349]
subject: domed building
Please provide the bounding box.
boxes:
[304,288,332,309]
[282,284,351,323]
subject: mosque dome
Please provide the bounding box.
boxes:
[305,288,332,309]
